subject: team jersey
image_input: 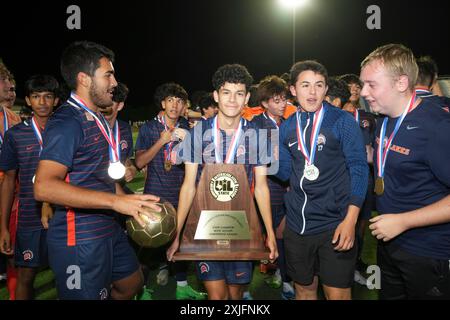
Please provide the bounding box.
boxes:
[40,98,117,246]
[277,102,368,235]
[373,98,450,260]
[179,116,264,186]
[415,88,450,113]
[0,121,44,231]
[251,112,288,207]
[117,119,133,162]
[135,116,189,208]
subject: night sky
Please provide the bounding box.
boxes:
[1,0,449,118]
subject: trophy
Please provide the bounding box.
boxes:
[174,164,269,260]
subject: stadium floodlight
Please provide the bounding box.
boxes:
[278,0,310,65]
[278,0,309,9]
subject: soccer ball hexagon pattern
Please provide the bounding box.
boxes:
[126,201,177,248]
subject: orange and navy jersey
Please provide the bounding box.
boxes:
[40,100,116,246]
[0,121,45,231]
[135,117,189,208]
[242,106,264,121]
[117,119,133,162]
[283,102,297,119]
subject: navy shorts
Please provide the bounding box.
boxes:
[196,261,253,284]
[14,229,48,268]
[48,225,139,300]
[284,227,357,288]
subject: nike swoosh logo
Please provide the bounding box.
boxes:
[288,141,298,147]
[406,125,419,130]
[235,272,246,277]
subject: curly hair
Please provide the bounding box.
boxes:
[113,83,129,103]
[153,82,188,108]
[212,64,253,92]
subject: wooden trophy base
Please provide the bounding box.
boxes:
[174,164,269,261]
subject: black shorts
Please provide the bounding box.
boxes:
[284,227,357,288]
[378,241,450,300]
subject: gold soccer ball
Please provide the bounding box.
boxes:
[126,201,177,248]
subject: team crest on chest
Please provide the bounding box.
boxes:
[85,112,95,121]
[236,144,246,158]
[120,139,128,150]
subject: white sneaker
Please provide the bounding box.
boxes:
[0,273,6,281]
[156,268,169,286]
[354,270,367,286]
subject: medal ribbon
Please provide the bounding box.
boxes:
[295,104,325,165]
[157,114,178,163]
[263,112,279,129]
[30,117,43,155]
[377,93,416,178]
[354,109,360,124]
[68,93,120,164]
[212,115,243,164]
[0,108,9,145]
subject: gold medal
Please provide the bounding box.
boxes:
[164,160,172,172]
[374,177,384,196]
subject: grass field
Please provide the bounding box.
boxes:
[0,130,379,300]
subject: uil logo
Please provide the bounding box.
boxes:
[209,172,239,202]
[23,250,34,261]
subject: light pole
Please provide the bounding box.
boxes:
[278,0,309,66]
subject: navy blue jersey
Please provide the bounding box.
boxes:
[135,117,189,208]
[117,119,133,162]
[179,117,263,186]
[416,89,450,112]
[0,121,43,231]
[40,101,117,246]
[374,99,450,260]
[251,113,288,207]
[278,102,368,235]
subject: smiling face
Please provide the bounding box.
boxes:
[88,57,118,109]
[214,82,250,119]
[360,59,399,116]
[25,91,58,118]
[290,70,328,112]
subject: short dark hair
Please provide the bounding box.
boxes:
[24,74,59,97]
[416,56,438,88]
[256,75,288,104]
[326,77,351,106]
[290,60,328,86]
[198,93,217,115]
[60,41,115,90]
[212,64,253,92]
[339,74,363,87]
[113,83,129,103]
[154,82,188,108]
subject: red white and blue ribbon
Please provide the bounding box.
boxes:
[212,115,243,164]
[377,93,416,178]
[354,109,360,124]
[157,114,178,163]
[30,117,43,155]
[295,104,325,166]
[68,93,120,164]
[0,108,9,145]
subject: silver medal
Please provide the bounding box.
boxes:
[108,161,126,180]
[304,164,320,181]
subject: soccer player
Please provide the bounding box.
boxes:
[251,75,294,300]
[101,82,137,184]
[360,44,450,299]
[135,82,206,300]
[0,75,59,299]
[415,55,450,111]
[277,60,368,300]
[166,64,278,300]
[0,63,21,299]
[33,41,162,300]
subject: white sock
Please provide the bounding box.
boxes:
[177,280,188,287]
